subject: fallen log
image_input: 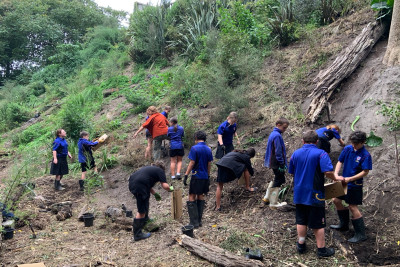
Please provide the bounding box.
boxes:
[178,235,265,267]
[306,21,386,123]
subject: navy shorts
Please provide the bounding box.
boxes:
[338,186,363,205]
[81,161,95,172]
[189,178,210,195]
[133,193,150,214]
[296,204,326,229]
[169,148,184,157]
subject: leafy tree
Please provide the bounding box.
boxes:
[0,0,119,82]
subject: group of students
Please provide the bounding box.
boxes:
[128,110,372,259]
[260,119,371,257]
[50,129,101,191]
[49,106,372,258]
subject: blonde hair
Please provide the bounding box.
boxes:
[327,124,341,134]
[228,112,238,120]
[146,106,159,115]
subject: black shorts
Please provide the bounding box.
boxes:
[189,178,210,195]
[146,131,152,139]
[50,157,69,175]
[216,165,237,183]
[296,204,326,229]
[272,168,285,187]
[337,187,363,205]
[81,161,95,172]
[317,138,331,154]
[215,143,234,159]
[169,148,184,157]
[133,193,150,214]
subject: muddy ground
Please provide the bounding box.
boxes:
[1,7,400,267]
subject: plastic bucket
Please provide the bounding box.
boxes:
[125,210,133,218]
[82,213,94,227]
[181,225,194,237]
[3,228,14,240]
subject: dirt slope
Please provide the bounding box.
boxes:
[1,7,400,267]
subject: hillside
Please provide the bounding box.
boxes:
[0,4,400,267]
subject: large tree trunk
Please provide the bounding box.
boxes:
[306,21,386,123]
[383,0,400,66]
[178,235,265,267]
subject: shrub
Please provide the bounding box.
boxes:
[128,5,168,63]
[100,75,130,89]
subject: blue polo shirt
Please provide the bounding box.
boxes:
[167,125,184,150]
[78,138,98,163]
[188,142,213,179]
[316,127,341,141]
[52,137,69,158]
[289,144,333,207]
[264,127,287,168]
[338,145,372,189]
[217,121,237,145]
[161,111,168,118]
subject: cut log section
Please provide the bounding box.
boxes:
[178,235,265,267]
[306,21,386,123]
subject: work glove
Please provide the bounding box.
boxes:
[183,175,188,186]
[278,165,287,173]
[169,186,174,192]
[154,192,161,201]
[220,144,226,151]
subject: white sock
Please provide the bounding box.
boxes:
[298,236,306,244]
[171,176,176,179]
[176,173,180,175]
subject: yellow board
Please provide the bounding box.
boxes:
[324,182,347,200]
[92,134,109,151]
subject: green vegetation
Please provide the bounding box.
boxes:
[0,0,370,209]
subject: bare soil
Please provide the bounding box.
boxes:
[1,7,400,267]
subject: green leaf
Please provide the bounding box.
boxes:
[351,116,360,131]
[366,131,383,147]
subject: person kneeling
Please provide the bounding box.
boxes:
[128,162,173,241]
[215,148,256,211]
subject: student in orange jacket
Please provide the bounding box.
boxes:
[134,106,169,160]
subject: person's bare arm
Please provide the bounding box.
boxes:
[150,188,156,195]
[207,161,211,177]
[344,170,369,183]
[133,126,145,138]
[334,161,343,176]
[53,151,58,164]
[161,182,173,191]
[338,138,345,147]
[217,134,223,146]
[185,160,196,175]
[324,171,339,181]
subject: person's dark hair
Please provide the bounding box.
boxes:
[170,117,178,132]
[349,131,367,144]
[55,129,63,137]
[194,130,207,141]
[276,117,289,126]
[80,131,89,138]
[303,130,318,144]
[233,148,256,158]
[152,161,165,171]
